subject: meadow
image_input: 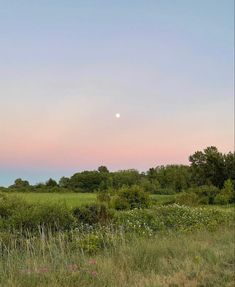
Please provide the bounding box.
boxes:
[0,190,234,286]
[0,225,234,287]
[1,147,234,286]
[8,192,96,209]
[7,192,173,208]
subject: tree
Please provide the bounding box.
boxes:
[112,185,150,210]
[147,165,191,192]
[98,166,109,173]
[215,179,234,204]
[70,171,105,192]
[11,178,30,189]
[46,178,58,187]
[59,177,70,188]
[224,152,235,184]
[189,146,226,188]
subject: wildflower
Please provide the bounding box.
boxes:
[67,264,79,272]
[91,271,98,277]
[88,259,97,265]
[36,267,49,274]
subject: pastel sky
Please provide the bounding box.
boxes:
[0,0,234,186]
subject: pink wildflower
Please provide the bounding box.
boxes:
[91,271,98,277]
[67,264,79,272]
[36,267,49,274]
[88,259,97,265]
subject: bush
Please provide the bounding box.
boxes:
[73,203,113,225]
[0,194,76,232]
[154,187,176,195]
[112,185,150,210]
[116,204,234,234]
[111,196,130,210]
[185,185,220,205]
[214,179,234,205]
[214,193,230,205]
[175,192,200,206]
[153,204,233,231]
[96,190,111,203]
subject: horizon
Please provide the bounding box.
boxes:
[0,1,234,186]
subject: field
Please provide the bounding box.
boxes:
[9,192,96,208]
[0,191,234,287]
[8,192,174,208]
[0,226,234,287]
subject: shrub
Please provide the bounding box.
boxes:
[154,187,176,195]
[185,185,220,205]
[0,194,76,232]
[116,204,234,234]
[111,196,130,210]
[214,193,230,205]
[175,192,200,206]
[73,203,113,225]
[215,179,234,205]
[112,185,150,210]
[96,190,111,203]
[153,204,233,231]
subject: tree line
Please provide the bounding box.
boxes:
[2,146,234,195]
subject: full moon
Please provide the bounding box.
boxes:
[115,113,121,118]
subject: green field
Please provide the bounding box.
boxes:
[9,192,96,208]
[1,192,234,286]
[9,193,174,208]
[1,226,234,287]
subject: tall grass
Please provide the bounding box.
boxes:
[0,226,234,287]
[7,192,96,209]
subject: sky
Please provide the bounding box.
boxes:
[0,0,234,186]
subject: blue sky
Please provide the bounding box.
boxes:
[0,0,234,186]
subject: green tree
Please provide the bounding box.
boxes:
[59,177,70,188]
[98,166,109,173]
[10,178,30,189]
[112,185,150,210]
[189,146,226,188]
[46,178,58,187]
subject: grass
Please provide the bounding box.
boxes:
[8,192,96,209]
[8,193,174,209]
[0,192,234,286]
[0,226,234,287]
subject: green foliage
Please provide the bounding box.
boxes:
[154,187,175,195]
[96,190,111,203]
[215,179,234,205]
[147,165,191,192]
[3,147,234,197]
[58,176,70,188]
[73,204,113,225]
[116,204,234,234]
[69,171,106,192]
[189,146,234,188]
[9,178,30,191]
[111,196,130,210]
[185,185,220,204]
[111,185,150,210]
[0,226,234,287]
[139,178,161,194]
[0,194,76,232]
[175,192,200,206]
[45,178,58,187]
[111,169,141,188]
[98,166,109,173]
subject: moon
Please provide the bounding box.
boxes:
[115,113,120,118]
